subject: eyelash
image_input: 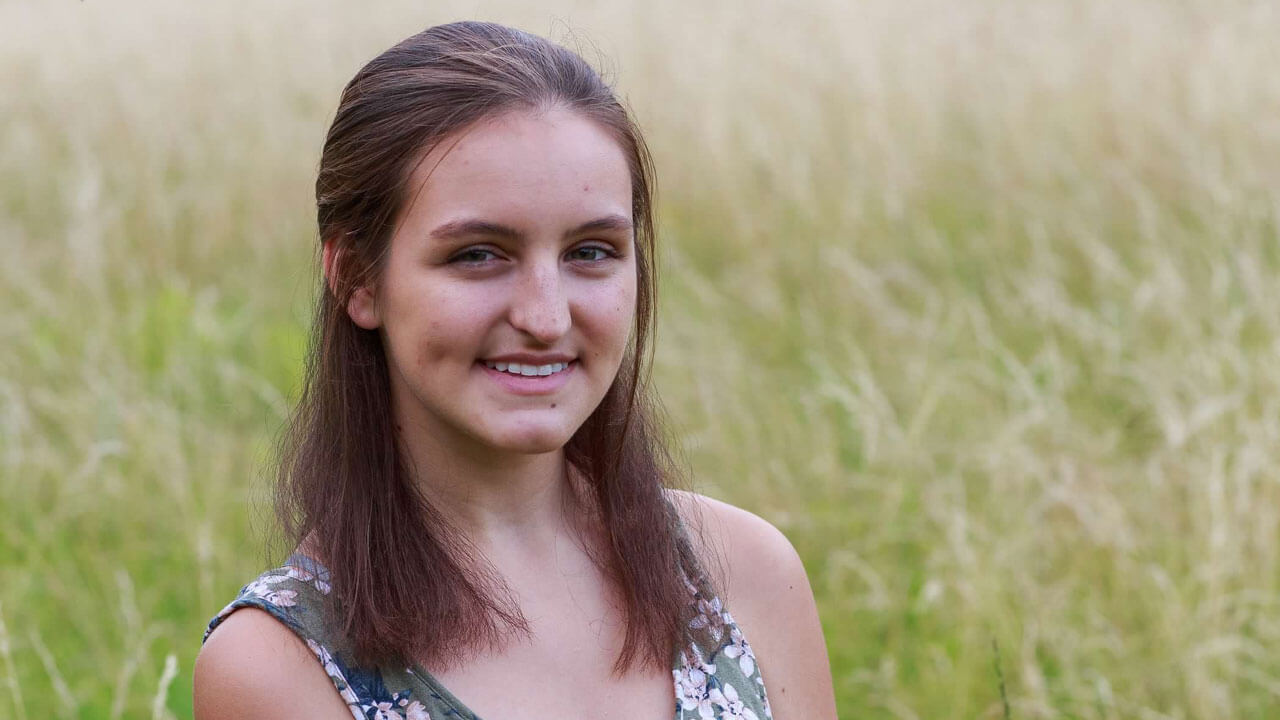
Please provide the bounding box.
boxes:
[448,244,619,265]
[450,248,500,264]
[567,245,617,262]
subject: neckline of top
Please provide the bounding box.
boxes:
[281,552,688,720]
[282,552,488,719]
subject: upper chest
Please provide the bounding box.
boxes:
[421,555,676,720]
[424,642,674,720]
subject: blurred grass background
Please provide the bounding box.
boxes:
[3,0,1280,717]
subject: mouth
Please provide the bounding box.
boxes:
[480,360,574,377]
[477,359,577,395]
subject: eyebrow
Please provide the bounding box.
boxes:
[428,214,634,242]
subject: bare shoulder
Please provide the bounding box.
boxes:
[665,489,804,605]
[193,608,354,720]
[667,489,838,720]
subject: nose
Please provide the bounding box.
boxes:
[508,254,571,345]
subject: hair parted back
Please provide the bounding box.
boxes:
[275,20,716,674]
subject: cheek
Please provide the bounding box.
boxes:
[384,284,497,372]
[414,319,450,368]
[420,312,492,369]
[581,276,637,356]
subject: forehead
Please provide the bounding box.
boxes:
[403,108,633,227]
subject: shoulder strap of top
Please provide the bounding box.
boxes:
[203,555,440,720]
[202,555,335,645]
[667,501,775,720]
[675,597,775,720]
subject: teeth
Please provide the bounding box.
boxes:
[483,360,570,377]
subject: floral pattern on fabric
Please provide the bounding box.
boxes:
[674,613,772,720]
[204,556,770,720]
[287,563,333,595]
[203,558,434,720]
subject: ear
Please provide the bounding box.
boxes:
[322,240,381,330]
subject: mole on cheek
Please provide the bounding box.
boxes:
[582,184,590,192]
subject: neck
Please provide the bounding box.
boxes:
[394,413,587,555]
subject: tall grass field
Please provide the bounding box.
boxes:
[3,0,1280,717]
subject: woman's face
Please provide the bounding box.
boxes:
[342,107,638,459]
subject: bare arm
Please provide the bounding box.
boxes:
[671,490,839,720]
[193,608,356,720]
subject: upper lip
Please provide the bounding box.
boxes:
[481,353,576,365]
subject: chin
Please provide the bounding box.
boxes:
[486,425,575,455]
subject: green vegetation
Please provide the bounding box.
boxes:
[3,0,1279,717]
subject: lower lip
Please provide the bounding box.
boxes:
[478,360,577,395]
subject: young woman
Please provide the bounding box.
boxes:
[193,21,836,720]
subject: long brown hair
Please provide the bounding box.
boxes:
[275,20,714,674]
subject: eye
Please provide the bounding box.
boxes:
[448,247,500,264]
[567,244,616,263]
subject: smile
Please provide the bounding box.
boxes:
[482,361,572,377]
[478,359,577,396]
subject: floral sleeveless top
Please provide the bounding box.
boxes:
[203,553,774,720]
